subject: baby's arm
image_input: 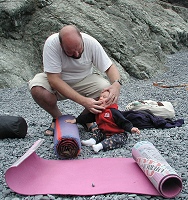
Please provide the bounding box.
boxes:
[131,127,140,134]
[65,119,76,124]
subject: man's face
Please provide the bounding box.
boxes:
[62,39,84,59]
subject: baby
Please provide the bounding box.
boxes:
[66,90,140,153]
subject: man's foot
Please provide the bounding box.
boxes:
[44,119,56,136]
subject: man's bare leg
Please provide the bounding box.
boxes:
[31,86,62,135]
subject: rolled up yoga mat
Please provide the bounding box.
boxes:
[132,141,182,198]
[5,139,182,198]
[53,115,81,159]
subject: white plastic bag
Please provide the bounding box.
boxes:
[126,100,175,119]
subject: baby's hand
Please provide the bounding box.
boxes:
[131,127,140,134]
[65,119,76,124]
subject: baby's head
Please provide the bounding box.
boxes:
[99,90,110,107]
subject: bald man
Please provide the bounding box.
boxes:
[29,25,122,136]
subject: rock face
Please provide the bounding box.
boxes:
[0,0,188,88]
[161,0,188,8]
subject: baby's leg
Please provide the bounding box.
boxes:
[81,129,105,146]
[100,133,128,151]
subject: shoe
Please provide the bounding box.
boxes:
[44,118,56,136]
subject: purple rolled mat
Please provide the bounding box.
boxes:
[132,141,183,198]
[53,115,81,159]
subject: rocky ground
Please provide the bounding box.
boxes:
[0,51,188,199]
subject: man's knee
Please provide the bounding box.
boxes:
[96,81,110,91]
[31,86,58,106]
[28,72,53,93]
[30,86,43,96]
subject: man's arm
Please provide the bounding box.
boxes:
[47,73,84,103]
[104,64,121,105]
[105,64,121,83]
[47,73,104,114]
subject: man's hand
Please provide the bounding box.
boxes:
[47,73,103,114]
[102,81,121,106]
[82,97,105,114]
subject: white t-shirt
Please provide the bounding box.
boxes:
[43,32,112,84]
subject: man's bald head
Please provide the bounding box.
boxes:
[59,25,84,59]
[59,25,81,43]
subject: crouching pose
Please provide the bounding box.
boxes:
[66,90,140,153]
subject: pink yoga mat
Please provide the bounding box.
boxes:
[132,141,182,198]
[5,139,182,198]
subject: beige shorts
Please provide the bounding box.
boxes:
[28,73,110,100]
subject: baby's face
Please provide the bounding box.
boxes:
[99,91,110,107]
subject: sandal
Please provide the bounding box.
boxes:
[81,122,98,132]
[44,118,56,136]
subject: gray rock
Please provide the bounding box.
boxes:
[0,0,188,88]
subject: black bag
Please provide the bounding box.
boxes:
[0,116,27,139]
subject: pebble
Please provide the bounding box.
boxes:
[0,52,188,200]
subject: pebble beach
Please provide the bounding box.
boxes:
[0,51,188,200]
